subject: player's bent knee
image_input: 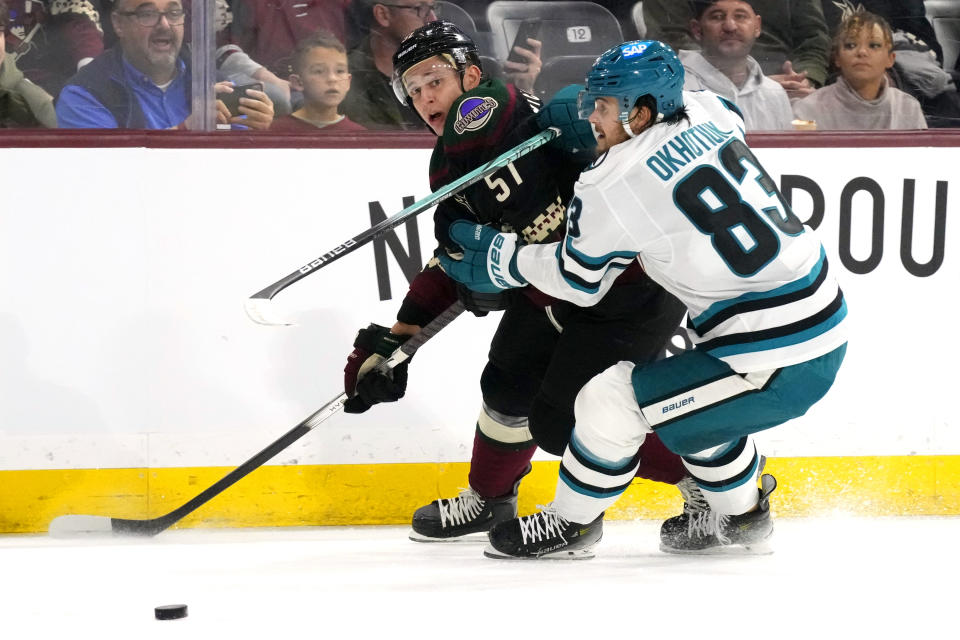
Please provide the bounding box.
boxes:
[574,361,636,417]
[528,398,574,456]
[573,361,647,450]
[480,361,539,416]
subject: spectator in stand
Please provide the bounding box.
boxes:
[214,0,293,116]
[1,0,56,126]
[793,8,926,130]
[3,0,105,97]
[681,0,793,129]
[272,32,364,132]
[644,0,830,98]
[821,0,960,128]
[821,0,943,63]
[341,0,437,130]
[893,29,960,128]
[56,0,275,129]
[341,0,542,131]
[225,0,350,79]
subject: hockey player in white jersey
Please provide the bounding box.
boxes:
[439,40,848,559]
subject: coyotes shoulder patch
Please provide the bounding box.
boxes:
[453,96,499,134]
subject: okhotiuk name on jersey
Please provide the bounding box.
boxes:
[645,121,734,182]
[454,97,499,134]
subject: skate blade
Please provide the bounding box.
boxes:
[659,538,774,556]
[408,530,489,544]
[483,544,596,560]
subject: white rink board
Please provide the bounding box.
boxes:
[0,145,956,470]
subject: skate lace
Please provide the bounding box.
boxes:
[687,510,731,545]
[438,488,485,527]
[677,477,710,514]
[518,504,569,545]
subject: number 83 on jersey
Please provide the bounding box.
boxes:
[674,139,804,277]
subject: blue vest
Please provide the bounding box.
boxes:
[64,46,191,128]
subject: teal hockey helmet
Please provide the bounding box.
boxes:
[577,40,684,128]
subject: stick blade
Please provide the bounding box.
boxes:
[244,297,295,327]
[48,515,116,538]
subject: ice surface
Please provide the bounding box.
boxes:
[1,517,956,639]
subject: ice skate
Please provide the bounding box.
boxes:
[484,504,603,560]
[408,488,519,542]
[409,466,530,542]
[660,473,777,555]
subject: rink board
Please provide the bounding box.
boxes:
[2,455,959,533]
[0,136,957,534]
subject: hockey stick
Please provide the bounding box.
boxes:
[48,301,466,538]
[244,126,560,326]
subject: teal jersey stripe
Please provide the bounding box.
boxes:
[563,235,638,268]
[570,432,637,470]
[694,456,760,493]
[559,467,630,499]
[558,244,630,294]
[705,299,847,359]
[692,247,827,329]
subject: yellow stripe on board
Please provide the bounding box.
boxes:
[2,456,959,534]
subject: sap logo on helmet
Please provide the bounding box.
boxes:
[621,42,649,58]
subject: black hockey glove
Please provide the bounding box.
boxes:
[456,283,511,317]
[343,323,411,414]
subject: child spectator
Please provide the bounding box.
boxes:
[1,0,56,127]
[225,0,351,79]
[793,8,926,129]
[272,32,364,132]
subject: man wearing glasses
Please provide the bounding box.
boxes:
[342,0,440,130]
[56,0,274,129]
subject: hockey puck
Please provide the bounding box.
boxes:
[155,604,188,620]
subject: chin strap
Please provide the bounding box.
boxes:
[620,111,663,138]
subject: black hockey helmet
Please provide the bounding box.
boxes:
[391,20,482,107]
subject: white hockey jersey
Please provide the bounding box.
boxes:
[515,90,848,372]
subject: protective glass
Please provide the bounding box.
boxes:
[381,3,436,19]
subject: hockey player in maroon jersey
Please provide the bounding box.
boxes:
[342,21,689,542]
